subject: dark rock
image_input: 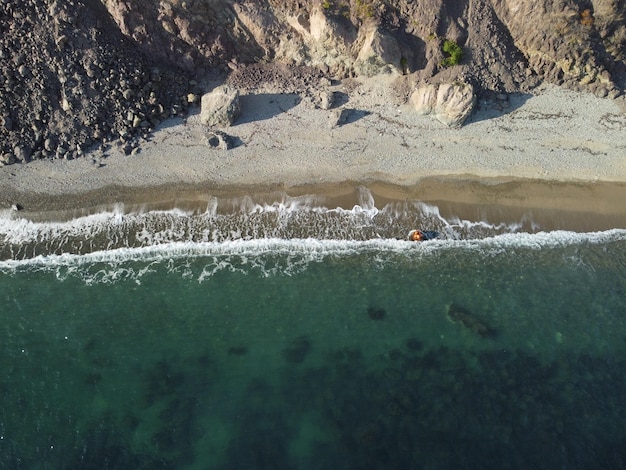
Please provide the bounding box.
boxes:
[0,115,12,131]
[447,303,497,338]
[206,130,234,150]
[282,335,311,364]
[228,346,248,355]
[13,144,31,162]
[367,306,386,321]
[405,337,423,351]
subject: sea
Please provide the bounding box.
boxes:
[1,187,625,469]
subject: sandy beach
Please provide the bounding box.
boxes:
[1,77,625,229]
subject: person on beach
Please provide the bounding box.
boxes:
[409,230,424,241]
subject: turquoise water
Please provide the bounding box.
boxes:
[1,190,626,469]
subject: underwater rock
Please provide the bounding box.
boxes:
[228,346,249,356]
[83,372,103,385]
[447,303,497,338]
[143,360,185,406]
[405,337,423,351]
[282,335,311,364]
[367,306,386,320]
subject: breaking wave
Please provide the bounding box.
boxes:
[0,187,544,260]
[1,186,625,283]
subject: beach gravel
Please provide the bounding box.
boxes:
[1,75,625,218]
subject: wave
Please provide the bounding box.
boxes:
[0,187,549,261]
[2,186,625,285]
[1,229,625,283]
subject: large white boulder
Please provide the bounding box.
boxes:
[200,85,241,127]
[410,84,439,115]
[411,82,476,127]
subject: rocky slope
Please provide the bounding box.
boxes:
[1,0,625,166]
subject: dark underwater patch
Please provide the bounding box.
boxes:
[447,303,497,338]
[282,335,312,364]
[228,345,249,356]
[367,306,386,320]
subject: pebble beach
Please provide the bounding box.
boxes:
[1,77,625,228]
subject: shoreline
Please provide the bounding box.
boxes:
[1,79,625,231]
[8,179,626,233]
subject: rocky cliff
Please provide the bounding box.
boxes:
[1,0,625,165]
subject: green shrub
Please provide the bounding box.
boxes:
[354,0,375,19]
[441,39,463,67]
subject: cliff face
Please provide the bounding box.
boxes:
[98,0,625,94]
[1,0,625,165]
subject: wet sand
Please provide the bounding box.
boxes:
[12,179,625,233]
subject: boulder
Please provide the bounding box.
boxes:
[200,85,241,127]
[410,82,476,127]
[313,88,335,110]
[0,115,13,131]
[410,84,438,115]
[354,26,402,77]
[434,83,476,127]
[206,131,234,150]
[0,153,16,166]
[13,144,32,162]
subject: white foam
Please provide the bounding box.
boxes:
[1,229,624,271]
[0,205,126,243]
[2,189,623,270]
[0,189,525,248]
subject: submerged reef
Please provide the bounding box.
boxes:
[447,303,497,338]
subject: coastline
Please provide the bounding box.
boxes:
[5,179,625,233]
[1,79,625,231]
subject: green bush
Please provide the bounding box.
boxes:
[354,0,375,19]
[441,39,463,67]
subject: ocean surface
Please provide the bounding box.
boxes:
[1,187,625,469]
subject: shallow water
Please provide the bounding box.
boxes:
[1,189,626,469]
